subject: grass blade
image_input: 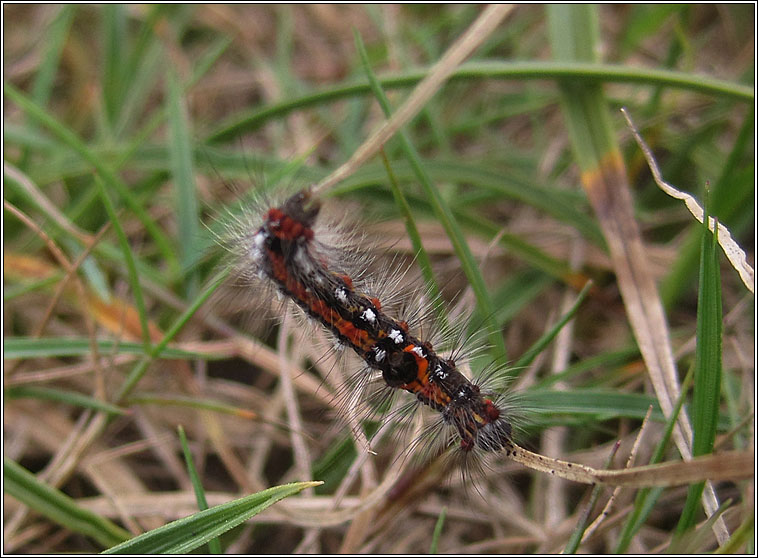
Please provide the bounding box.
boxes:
[30,7,76,108]
[676,193,724,534]
[429,506,447,554]
[167,69,201,296]
[129,394,259,419]
[4,457,131,549]
[514,280,591,370]
[5,385,126,416]
[546,0,694,463]
[114,268,229,402]
[2,336,216,360]
[178,426,222,554]
[564,444,620,553]
[206,61,752,143]
[102,481,322,554]
[660,106,755,307]
[92,175,152,352]
[102,5,128,129]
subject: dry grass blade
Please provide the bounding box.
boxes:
[621,107,754,294]
[504,442,753,488]
[313,4,513,195]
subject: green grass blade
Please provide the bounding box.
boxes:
[546,10,717,531]
[93,174,152,352]
[676,193,723,534]
[333,178,577,283]
[167,69,201,296]
[102,481,322,554]
[2,337,217,360]
[488,270,555,327]
[670,500,732,553]
[117,35,233,170]
[547,5,617,168]
[114,5,169,136]
[114,269,229,403]
[429,506,447,554]
[310,434,358,496]
[4,457,131,549]
[178,426,222,554]
[5,385,126,416]
[102,4,128,131]
[206,61,752,143]
[714,512,755,554]
[4,274,63,300]
[523,386,729,431]
[514,280,592,370]
[29,7,75,107]
[531,346,639,390]
[522,389,667,423]
[129,394,258,418]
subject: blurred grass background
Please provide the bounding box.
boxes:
[3,4,754,554]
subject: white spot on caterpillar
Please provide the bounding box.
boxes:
[374,347,386,362]
[411,346,425,357]
[335,288,348,304]
[434,364,447,380]
[388,329,403,344]
[250,232,266,262]
[361,308,376,323]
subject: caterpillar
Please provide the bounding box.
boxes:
[234,187,512,456]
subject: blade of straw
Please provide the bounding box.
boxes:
[621,108,754,294]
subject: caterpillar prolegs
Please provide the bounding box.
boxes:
[240,188,512,455]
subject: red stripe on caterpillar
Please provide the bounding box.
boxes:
[243,188,512,454]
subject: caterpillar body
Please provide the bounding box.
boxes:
[239,188,512,455]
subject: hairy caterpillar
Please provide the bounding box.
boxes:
[230,187,513,458]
